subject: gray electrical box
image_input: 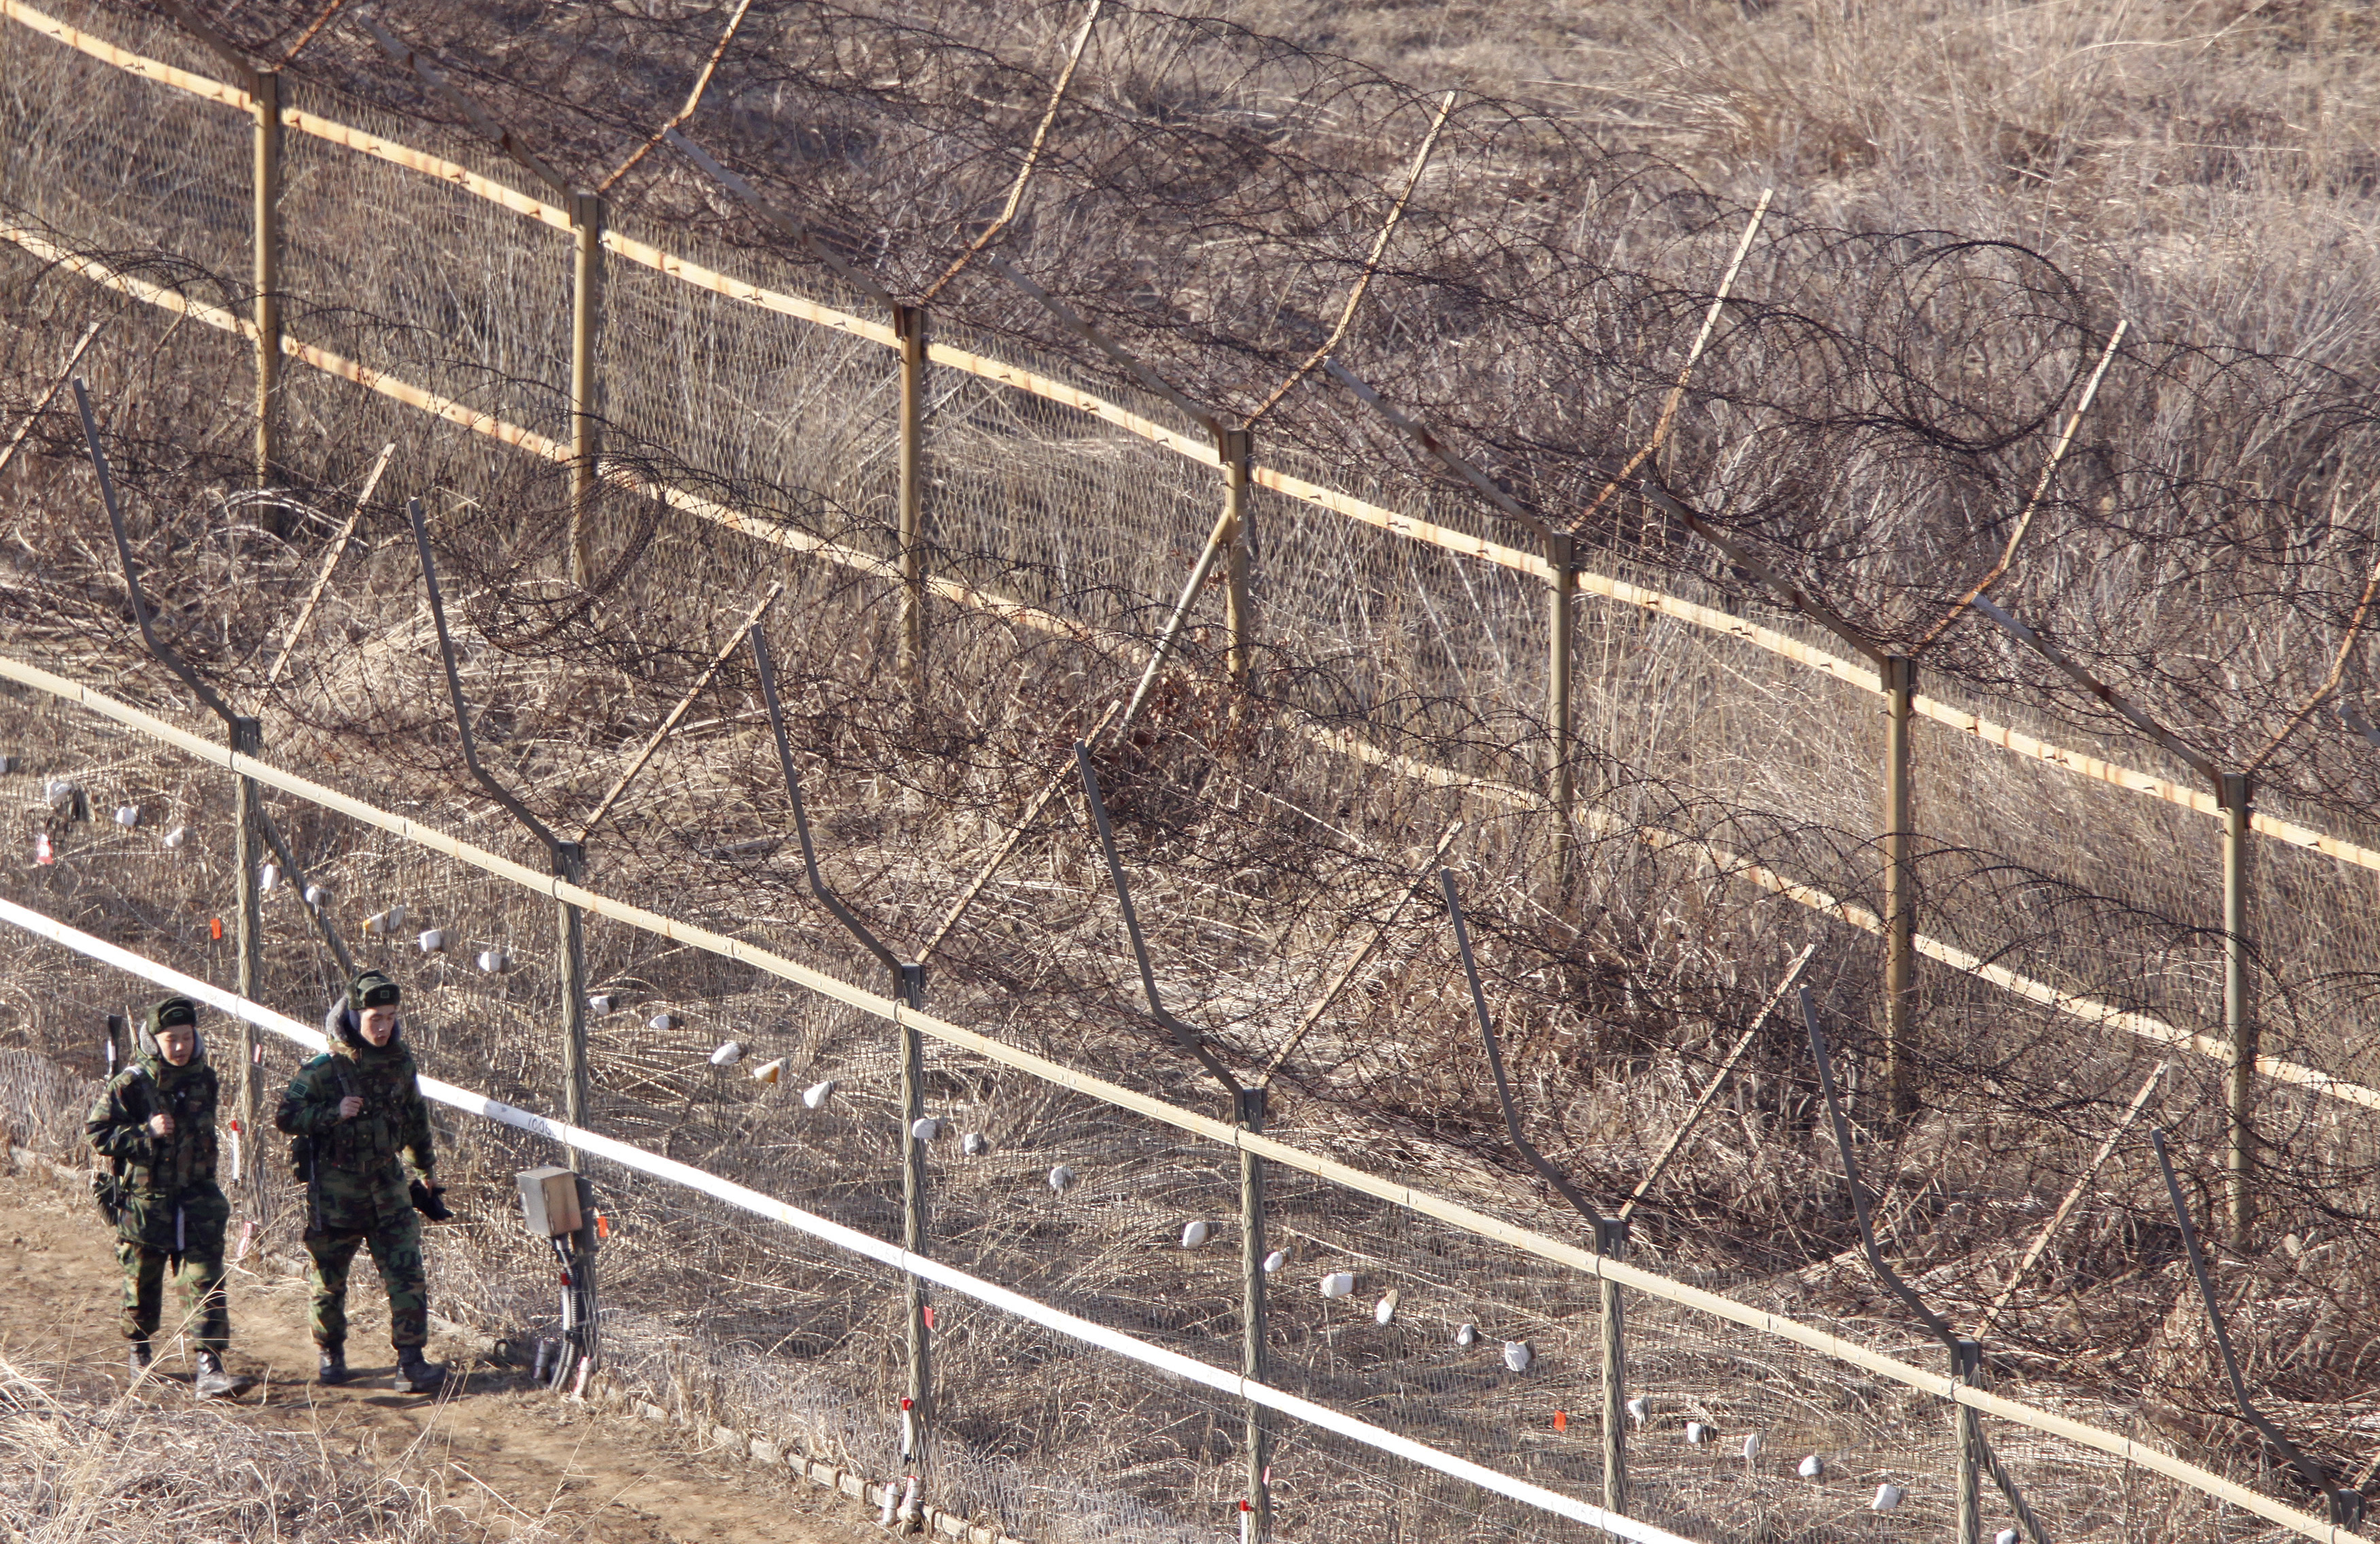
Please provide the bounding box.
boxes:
[517,1165,583,1237]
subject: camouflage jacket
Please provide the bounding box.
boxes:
[274,1003,437,1231]
[86,1042,224,1247]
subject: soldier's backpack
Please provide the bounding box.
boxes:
[286,1056,358,1230]
[89,1066,151,1226]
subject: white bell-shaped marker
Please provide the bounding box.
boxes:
[1502,1340,1533,1373]
[258,863,280,892]
[911,1116,941,1142]
[477,948,510,973]
[113,805,139,828]
[1625,1397,1648,1426]
[1180,1220,1213,1248]
[587,993,615,1014]
[961,1131,989,1156]
[162,826,187,851]
[709,1040,745,1067]
[1743,1433,1762,1462]
[304,884,329,907]
[649,1012,679,1031]
[750,1057,785,1084]
[1798,1454,1824,1480]
[363,907,407,936]
[802,1079,836,1109]
[43,778,72,806]
[1455,1322,1478,1348]
[1374,1289,1399,1325]
[1047,1164,1077,1193]
[418,929,445,953]
[1319,1271,1355,1299]
[1996,1531,2019,1544]
[1686,1422,1710,1445]
[1263,1250,1289,1273]
[1871,1484,1903,1513]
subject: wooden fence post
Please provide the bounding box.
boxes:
[1240,1085,1272,1536]
[568,190,604,587]
[1881,653,1916,1116]
[895,305,928,698]
[1598,1216,1627,1517]
[1953,1339,1982,1544]
[2221,772,2256,1245]
[251,69,281,489]
[1219,428,1253,684]
[1545,531,1576,879]
[896,963,932,1466]
[231,715,262,1197]
[555,840,592,1163]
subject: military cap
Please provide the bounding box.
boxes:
[146,995,199,1035]
[347,970,402,1011]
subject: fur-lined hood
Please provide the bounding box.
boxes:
[322,999,409,1058]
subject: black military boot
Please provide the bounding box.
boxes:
[127,1340,151,1378]
[194,1350,239,1399]
[318,1345,350,1385]
[394,1349,447,1395]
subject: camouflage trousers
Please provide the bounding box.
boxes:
[304,1209,427,1352]
[118,1236,229,1354]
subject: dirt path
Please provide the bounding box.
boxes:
[0,1159,886,1543]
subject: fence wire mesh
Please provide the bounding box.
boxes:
[6,3,2380,1541]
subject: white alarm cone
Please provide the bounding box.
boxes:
[709,1040,745,1067]
[802,1079,836,1109]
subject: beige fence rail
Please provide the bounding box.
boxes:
[0,643,2360,1544]
[3,5,2375,1539]
[5,0,2377,884]
[7,7,2380,1131]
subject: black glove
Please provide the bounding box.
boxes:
[409,1179,454,1222]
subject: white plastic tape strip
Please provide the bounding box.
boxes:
[0,895,1693,1544]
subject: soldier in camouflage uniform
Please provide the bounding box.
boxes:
[86,995,240,1396]
[275,970,448,1394]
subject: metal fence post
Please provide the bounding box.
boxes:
[1598,1215,1627,1517]
[1880,653,1916,1116]
[2220,771,2256,1245]
[251,68,281,489]
[1219,428,1254,684]
[894,304,928,700]
[1545,530,1576,880]
[231,715,262,1197]
[568,190,604,588]
[1953,1339,1982,1544]
[1238,1084,1272,1537]
[896,961,932,1466]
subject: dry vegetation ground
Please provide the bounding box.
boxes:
[6,0,2380,1538]
[0,1157,885,1543]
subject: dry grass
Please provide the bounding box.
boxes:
[3,0,2380,1538]
[0,1352,561,1543]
